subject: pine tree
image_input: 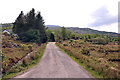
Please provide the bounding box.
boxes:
[26,8,36,29]
[36,12,47,43]
[50,33,55,42]
[13,9,47,44]
[61,27,66,41]
[13,11,25,38]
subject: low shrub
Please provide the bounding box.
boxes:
[88,38,108,45]
[21,44,28,50]
[58,40,62,43]
[8,68,19,74]
[63,43,68,46]
[28,45,33,52]
[22,58,29,67]
[81,48,90,56]
[68,39,73,43]
[30,54,35,60]
[30,52,39,60]
[8,58,16,64]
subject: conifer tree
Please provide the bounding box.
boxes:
[13,11,25,38]
[13,8,47,44]
[61,27,66,41]
[36,12,47,43]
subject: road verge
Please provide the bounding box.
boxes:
[2,43,47,79]
[56,43,102,78]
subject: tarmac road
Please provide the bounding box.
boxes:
[15,42,93,78]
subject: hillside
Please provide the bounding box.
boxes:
[47,25,118,37]
[1,23,13,27]
[1,24,119,37]
[67,27,118,37]
[46,25,61,28]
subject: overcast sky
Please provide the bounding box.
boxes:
[0,0,119,33]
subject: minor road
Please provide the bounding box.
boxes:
[15,42,93,78]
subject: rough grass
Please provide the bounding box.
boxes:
[56,39,120,79]
[2,35,38,74]
[2,33,47,79]
[56,43,101,78]
[2,43,47,79]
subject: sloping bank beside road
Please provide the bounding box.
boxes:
[3,43,47,79]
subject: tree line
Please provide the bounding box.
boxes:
[12,8,120,44]
[13,8,47,44]
[52,27,120,45]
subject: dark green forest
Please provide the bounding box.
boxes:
[13,8,47,44]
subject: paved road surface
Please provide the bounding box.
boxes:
[15,42,93,78]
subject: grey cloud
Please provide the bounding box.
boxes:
[89,7,117,27]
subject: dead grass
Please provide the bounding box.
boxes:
[2,34,43,75]
[57,39,120,78]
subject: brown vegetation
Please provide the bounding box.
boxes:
[57,39,120,78]
[2,33,46,75]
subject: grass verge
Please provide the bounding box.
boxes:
[56,43,103,78]
[2,43,47,79]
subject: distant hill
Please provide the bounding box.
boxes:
[1,23,13,27]
[1,24,119,37]
[46,25,61,28]
[66,27,118,37]
[47,25,62,30]
[47,25,118,37]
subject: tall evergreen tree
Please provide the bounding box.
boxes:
[36,12,47,43]
[50,33,55,42]
[13,11,25,38]
[61,27,66,41]
[13,9,47,44]
[25,8,36,29]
